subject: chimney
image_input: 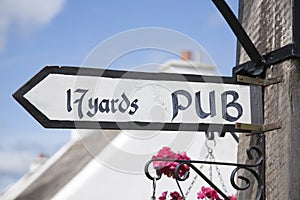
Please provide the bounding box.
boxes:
[29,153,48,173]
[180,51,191,61]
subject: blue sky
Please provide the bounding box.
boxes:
[0,0,238,192]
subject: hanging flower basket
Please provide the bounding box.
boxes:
[151,147,237,200]
[152,147,191,179]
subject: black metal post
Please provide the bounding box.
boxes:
[211,0,265,65]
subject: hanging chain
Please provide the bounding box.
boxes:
[185,138,215,198]
[185,136,229,198]
[184,153,209,198]
[209,163,213,182]
[206,139,215,183]
[209,151,229,194]
[184,175,198,198]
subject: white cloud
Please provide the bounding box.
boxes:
[0,0,66,53]
[0,137,68,192]
[0,149,36,192]
[0,150,35,175]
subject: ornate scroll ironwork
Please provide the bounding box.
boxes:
[144,133,265,200]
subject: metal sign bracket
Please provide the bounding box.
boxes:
[237,75,282,87]
[235,122,282,133]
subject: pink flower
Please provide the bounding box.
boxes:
[175,152,190,178]
[197,186,221,200]
[152,147,190,179]
[229,194,237,200]
[197,187,236,200]
[170,191,184,200]
[158,191,183,200]
[159,191,168,200]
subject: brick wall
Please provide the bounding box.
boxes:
[236,0,300,199]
